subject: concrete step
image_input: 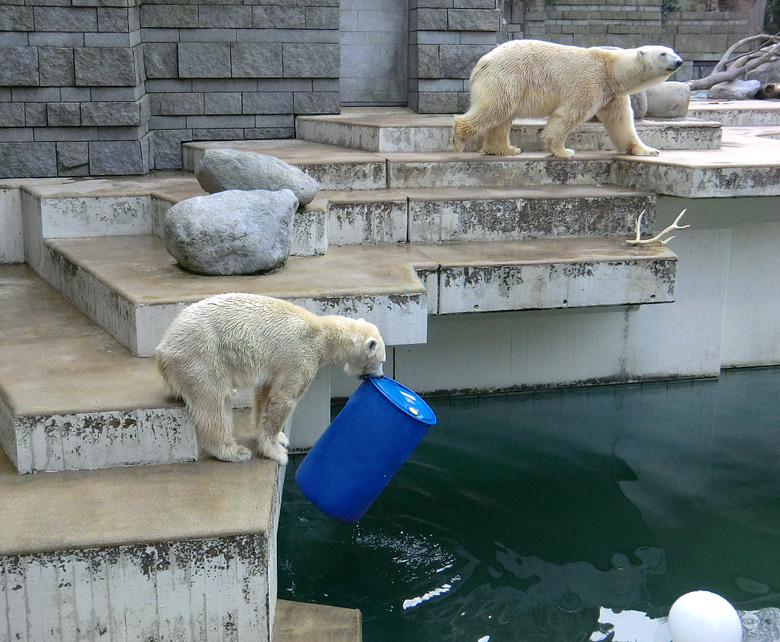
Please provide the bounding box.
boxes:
[294,107,722,152]
[615,127,780,197]
[12,172,325,260]
[687,99,780,127]
[0,264,197,474]
[35,234,432,357]
[33,234,677,358]
[182,140,389,191]
[182,126,780,197]
[315,184,655,245]
[274,601,361,642]
[0,427,284,641]
[182,139,617,190]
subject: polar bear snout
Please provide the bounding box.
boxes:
[667,56,683,71]
[344,334,386,378]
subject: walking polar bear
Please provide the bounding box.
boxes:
[156,293,386,465]
[453,40,683,158]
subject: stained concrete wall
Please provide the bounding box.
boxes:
[327,196,780,399]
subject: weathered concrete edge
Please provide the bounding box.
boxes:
[9,407,198,475]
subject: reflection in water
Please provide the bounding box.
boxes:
[278,367,780,642]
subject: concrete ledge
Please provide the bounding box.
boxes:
[43,235,432,356]
[0,264,198,474]
[38,234,677,360]
[424,238,677,313]
[274,601,362,642]
[386,151,617,188]
[182,140,388,191]
[687,99,780,127]
[0,437,283,641]
[295,108,722,153]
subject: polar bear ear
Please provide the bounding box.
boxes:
[365,337,379,357]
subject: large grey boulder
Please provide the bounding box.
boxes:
[708,79,761,100]
[165,189,298,276]
[646,82,691,118]
[195,149,319,205]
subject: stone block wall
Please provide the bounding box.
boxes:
[0,0,762,175]
[0,0,340,177]
[506,0,756,80]
[142,0,340,169]
[0,0,150,177]
[408,0,503,113]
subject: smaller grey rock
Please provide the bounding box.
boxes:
[164,189,298,276]
[646,82,691,118]
[747,59,780,85]
[708,79,761,100]
[195,149,319,205]
[630,91,648,120]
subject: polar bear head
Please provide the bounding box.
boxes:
[343,318,386,378]
[636,45,683,79]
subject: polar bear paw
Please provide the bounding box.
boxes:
[481,144,521,156]
[629,143,660,156]
[550,147,575,159]
[214,443,253,463]
[258,434,289,466]
[277,432,290,448]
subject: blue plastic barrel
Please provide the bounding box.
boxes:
[295,376,437,523]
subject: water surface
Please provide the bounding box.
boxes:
[278,367,780,641]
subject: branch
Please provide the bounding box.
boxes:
[687,33,780,90]
[627,209,690,246]
[713,33,780,72]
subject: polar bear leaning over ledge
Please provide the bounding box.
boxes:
[453,40,683,159]
[156,293,386,465]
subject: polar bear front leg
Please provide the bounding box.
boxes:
[597,96,659,156]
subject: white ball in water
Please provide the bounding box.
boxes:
[668,591,742,642]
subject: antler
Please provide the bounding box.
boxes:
[627,209,689,246]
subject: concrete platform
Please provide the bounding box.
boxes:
[687,99,780,126]
[313,184,656,244]
[0,427,284,641]
[295,107,722,152]
[8,171,326,258]
[274,601,361,642]
[40,235,433,356]
[0,264,196,474]
[36,234,677,358]
[182,136,780,197]
[616,127,780,197]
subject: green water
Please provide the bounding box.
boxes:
[278,367,780,641]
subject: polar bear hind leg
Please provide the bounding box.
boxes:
[453,83,519,155]
[481,117,520,156]
[158,353,252,462]
[597,95,659,156]
[188,390,252,463]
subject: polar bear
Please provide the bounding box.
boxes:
[453,40,683,158]
[156,293,386,465]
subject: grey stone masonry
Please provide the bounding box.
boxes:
[0,0,340,176]
[0,0,762,176]
[512,1,755,78]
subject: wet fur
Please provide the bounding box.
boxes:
[156,293,386,465]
